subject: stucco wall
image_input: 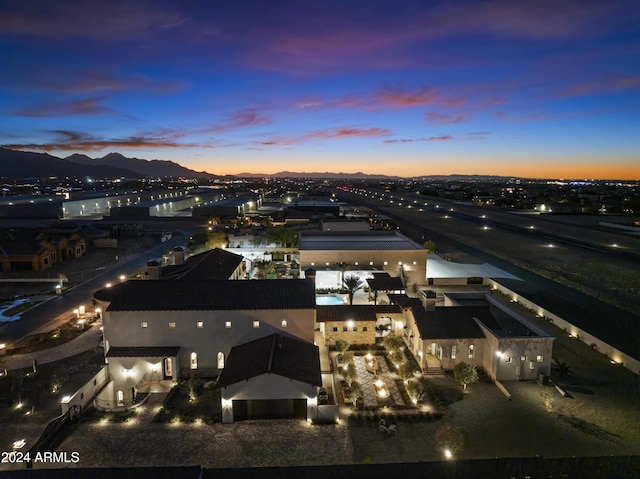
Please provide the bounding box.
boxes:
[60,366,109,415]
[301,249,427,286]
[103,308,315,372]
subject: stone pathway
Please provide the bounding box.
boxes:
[2,318,103,370]
[353,355,403,407]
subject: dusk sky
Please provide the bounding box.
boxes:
[1,0,639,179]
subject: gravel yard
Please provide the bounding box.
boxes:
[53,409,353,468]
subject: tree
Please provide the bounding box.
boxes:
[254,260,276,279]
[453,362,478,391]
[208,231,228,249]
[423,240,437,252]
[342,275,364,305]
[435,423,466,458]
[50,368,69,395]
[265,226,298,247]
[406,379,425,404]
[344,381,363,406]
[399,361,415,382]
[335,339,350,363]
[334,261,353,287]
[345,363,357,386]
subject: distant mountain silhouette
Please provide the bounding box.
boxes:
[0,148,137,179]
[0,148,215,180]
[66,152,214,178]
[236,170,397,179]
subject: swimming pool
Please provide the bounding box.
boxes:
[316,295,344,305]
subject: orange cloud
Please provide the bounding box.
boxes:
[375,86,440,108]
[260,126,392,146]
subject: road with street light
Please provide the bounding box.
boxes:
[333,187,640,361]
[0,233,191,348]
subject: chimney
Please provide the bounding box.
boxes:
[146,259,161,279]
[304,267,316,283]
[173,246,185,265]
[421,289,437,311]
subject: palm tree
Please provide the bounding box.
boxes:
[334,261,353,287]
[254,260,276,279]
[342,274,364,305]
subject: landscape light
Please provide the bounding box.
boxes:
[13,439,26,449]
[444,449,452,460]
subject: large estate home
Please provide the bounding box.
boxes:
[93,278,318,418]
[92,241,553,421]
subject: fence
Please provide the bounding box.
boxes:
[487,279,640,376]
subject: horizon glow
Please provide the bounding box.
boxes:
[1,0,639,180]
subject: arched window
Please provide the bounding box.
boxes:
[217,352,225,369]
[190,352,198,369]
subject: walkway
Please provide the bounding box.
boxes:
[353,355,403,407]
[2,318,103,371]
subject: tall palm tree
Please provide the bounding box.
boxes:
[334,261,353,287]
[342,274,364,305]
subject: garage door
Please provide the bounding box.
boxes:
[232,399,307,420]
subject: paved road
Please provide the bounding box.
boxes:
[0,233,192,347]
[334,189,640,361]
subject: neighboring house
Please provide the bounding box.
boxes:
[0,229,86,272]
[218,333,321,423]
[145,247,246,280]
[298,230,427,289]
[93,279,317,413]
[316,305,402,346]
[389,291,554,382]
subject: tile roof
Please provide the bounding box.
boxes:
[388,294,421,308]
[316,305,401,322]
[217,334,321,387]
[161,248,243,280]
[95,279,316,311]
[413,306,500,339]
[106,346,180,358]
[366,277,406,291]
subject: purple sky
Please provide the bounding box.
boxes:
[1,0,639,179]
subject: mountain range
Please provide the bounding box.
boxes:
[0,147,524,181]
[0,148,215,180]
